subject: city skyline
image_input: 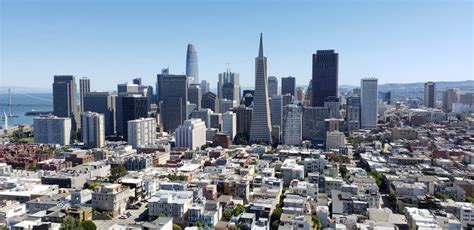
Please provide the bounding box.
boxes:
[1,1,472,90]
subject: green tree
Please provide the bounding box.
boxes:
[195,220,204,228]
[61,216,82,230]
[172,224,182,230]
[233,204,245,216]
[110,165,128,182]
[435,192,450,201]
[0,226,9,230]
[270,208,283,229]
[271,220,280,230]
[312,215,322,230]
[369,171,383,187]
[339,165,348,179]
[466,196,474,203]
[222,209,232,221]
[80,221,96,230]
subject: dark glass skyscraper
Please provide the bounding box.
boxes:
[79,77,90,113]
[53,75,80,132]
[186,44,199,84]
[281,76,296,97]
[202,92,218,112]
[249,33,272,144]
[83,92,116,136]
[160,74,188,132]
[312,50,339,107]
[115,95,148,139]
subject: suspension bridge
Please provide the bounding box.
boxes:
[0,88,53,118]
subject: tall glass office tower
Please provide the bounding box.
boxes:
[186,44,199,84]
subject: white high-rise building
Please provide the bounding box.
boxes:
[222,111,236,139]
[360,78,378,129]
[127,118,156,149]
[282,104,302,146]
[175,119,206,150]
[81,112,105,148]
[34,116,71,146]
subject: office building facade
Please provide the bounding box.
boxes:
[281,76,296,97]
[83,92,116,136]
[127,118,156,149]
[79,77,90,113]
[53,75,80,132]
[175,119,206,150]
[312,50,338,107]
[34,116,72,146]
[360,78,378,129]
[282,104,302,146]
[268,76,278,97]
[81,112,105,148]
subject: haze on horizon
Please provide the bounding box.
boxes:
[1,0,472,90]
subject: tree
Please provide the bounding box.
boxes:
[80,221,96,230]
[466,196,474,203]
[172,224,182,230]
[234,132,249,145]
[312,215,322,230]
[233,204,245,216]
[271,220,280,230]
[339,165,348,179]
[110,165,128,182]
[270,207,283,229]
[61,216,82,230]
[222,209,232,221]
[195,220,204,228]
[369,171,383,187]
[435,192,450,201]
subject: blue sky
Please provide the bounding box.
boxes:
[1,0,472,91]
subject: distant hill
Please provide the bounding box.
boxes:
[338,80,474,92]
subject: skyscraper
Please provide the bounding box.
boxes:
[53,75,80,132]
[281,76,296,97]
[249,33,272,144]
[81,111,105,148]
[222,111,237,139]
[115,95,148,139]
[268,76,278,97]
[346,96,361,132]
[83,92,116,136]
[200,80,210,95]
[79,77,90,113]
[302,107,329,145]
[231,106,253,135]
[188,84,202,109]
[202,92,218,112]
[159,74,188,132]
[186,44,199,84]
[312,50,338,107]
[282,104,302,146]
[360,78,378,129]
[442,88,460,112]
[324,96,341,119]
[218,69,240,105]
[424,81,436,108]
[270,95,283,128]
